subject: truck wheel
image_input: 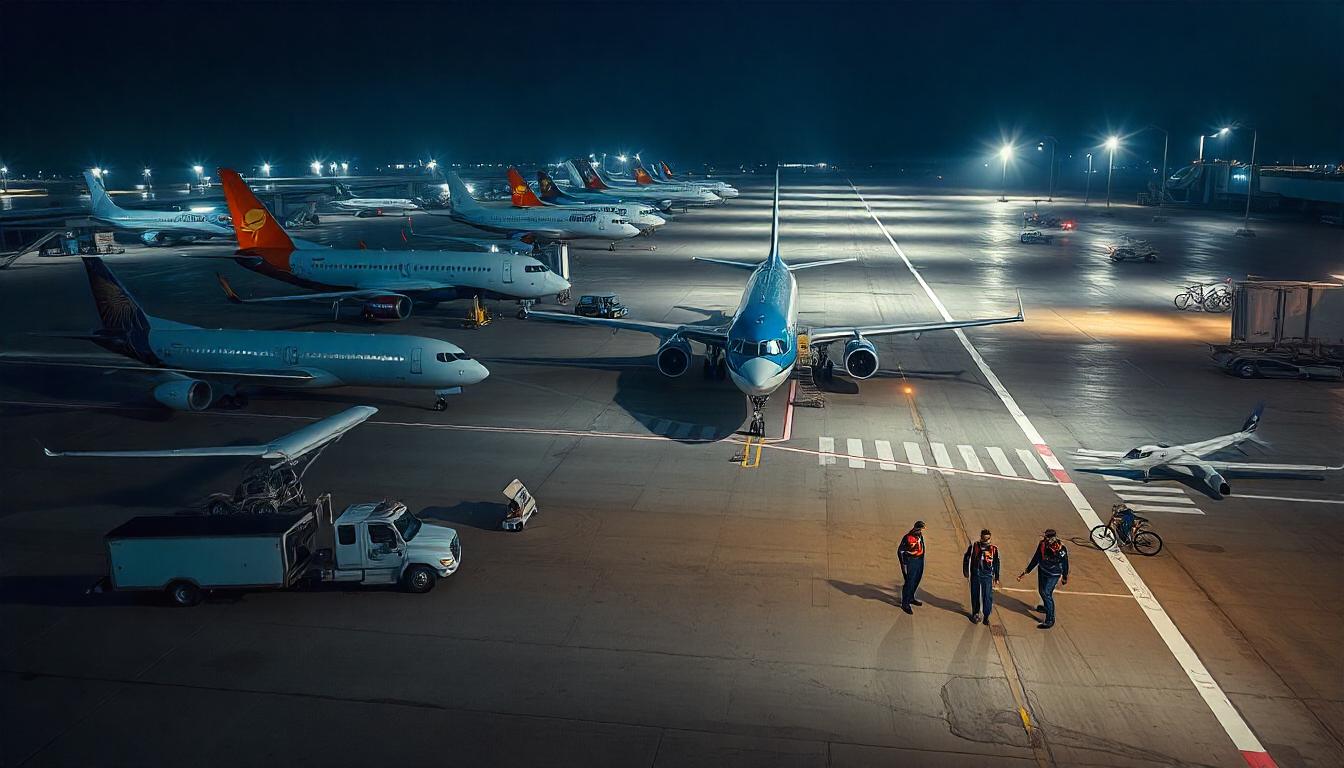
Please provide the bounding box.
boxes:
[167,580,202,607]
[402,565,436,594]
[1237,363,1258,379]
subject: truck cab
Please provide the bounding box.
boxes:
[319,500,461,593]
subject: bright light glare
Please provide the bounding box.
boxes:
[1105,136,1120,150]
[617,154,628,162]
[427,159,438,170]
[192,165,203,175]
[143,168,151,177]
[261,163,271,175]
[1219,127,1230,136]
[999,145,1013,160]
[91,167,103,178]
[311,161,322,175]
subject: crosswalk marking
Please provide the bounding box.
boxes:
[986,447,1017,476]
[846,438,866,469]
[818,437,836,465]
[875,440,898,471]
[1016,449,1049,481]
[1095,474,1205,515]
[1126,503,1205,516]
[1116,490,1195,502]
[958,444,985,473]
[903,442,928,474]
[931,442,954,469]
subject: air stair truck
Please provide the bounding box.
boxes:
[96,495,461,606]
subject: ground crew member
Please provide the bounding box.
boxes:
[962,529,1000,625]
[1017,528,1069,629]
[898,520,926,614]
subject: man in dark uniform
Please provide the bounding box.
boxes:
[962,529,1000,625]
[898,520,926,614]
[1017,528,1069,629]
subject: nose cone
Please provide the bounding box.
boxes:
[621,223,641,238]
[547,272,571,294]
[461,360,490,385]
[730,357,785,396]
[646,214,667,228]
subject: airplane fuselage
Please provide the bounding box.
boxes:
[331,198,420,213]
[451,205,641,242]
[724,261,799,397]
[93,209,233,240]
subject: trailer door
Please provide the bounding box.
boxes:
[411,347,422,374]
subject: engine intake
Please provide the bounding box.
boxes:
[361,295,412,321]
[153,379,212,411]
[843,337,879,379]
[656,338,692,377]
[1207,471,1231,498]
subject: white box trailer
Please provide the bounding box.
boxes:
[1229,280,1344,355]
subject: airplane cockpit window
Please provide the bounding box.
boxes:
[436,352,472,362]
[1123,449,1143,459]
[762,339,786,356]
[523,265,548,273]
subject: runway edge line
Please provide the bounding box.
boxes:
[848,180,1277,768]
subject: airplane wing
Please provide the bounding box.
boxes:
[1189,458,1344,475]
[807,293,1024,344]
[1073,449,1128,459]
[524,309,728,346]
[215,274,437,304]
[692,257,760,270]
[44,405,377,461]
[787,257,858,271]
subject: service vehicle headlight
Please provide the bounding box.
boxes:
[440,557,455,567]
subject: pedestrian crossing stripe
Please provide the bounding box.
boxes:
[1096,475,1205,515]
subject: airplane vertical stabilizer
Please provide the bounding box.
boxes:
[219,169,296,259]
[1241,402,1266,433]
[767,167,782,265]
[506,168,545,208]
[83,171,123,218]
[445,173,484,212]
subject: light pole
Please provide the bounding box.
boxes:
[1037,137,1057,201]
[1085,153,1093,204]
[1235,127,1258,237]
[340,161,349,176]
[1197,127,1229,164]
[1143,124,1169,217]
[143,167,152,191]
[1,165,8,193]
[998,144,1012,202]
[1104,136,1119,209]
[192,165,204,188]
[311,161,323,177]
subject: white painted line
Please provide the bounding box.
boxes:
[1127,504,1206,516]
[903,442,928,474]
[1232,493,1344,505]
[818,437,836,466]
[958,444,985,473]
[672,422,693,439]
[1112,485,1189,496]
[846,438,866,469]
[986,446,1017,476]
[698,426,716,441]
[1000,586,1133,599]
[930,442,954,469]
[875,440,898,471]
[852,181,1274,765]
[1100,474,1142,483]
[1117,494,1197,505]
[1016,448,1049,481]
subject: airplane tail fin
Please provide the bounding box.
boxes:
[660,161,676,179]
[767,167,782,264]
[632,164,655,185]
[218,168,296,259]
[79,257,165,362]
[570,158,609,190]
[507,167,545,208]
[1241,402,1265,434]
[83,171,122,218]
[334,182,355,200]
[536,170,568,203]
[445,173,483,212]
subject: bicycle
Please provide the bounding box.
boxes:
[1174,279,1232,312]
[1090,504,1164,556]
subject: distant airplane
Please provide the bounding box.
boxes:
[445,172,642,248]
[330,182,422,217]
[1073,404,1343,499]
[505,167,666,233]
[45,405,376,461]
[23,257,487,411]
[215,168,569,320]
[652,160,740,199]
[83,170,233,246]
[563,158,721,208]
[527,169,1024,435]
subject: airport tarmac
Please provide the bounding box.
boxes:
[2,177,1342,767]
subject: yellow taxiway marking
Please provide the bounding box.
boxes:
[739,435,763,468]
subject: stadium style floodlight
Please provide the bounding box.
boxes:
[91,166,104,179]
[311,161,323,176]
[261,163,271,177]
[340,161,349,175]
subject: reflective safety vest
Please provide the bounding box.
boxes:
[972,542,997,571]
[901,531,925,558]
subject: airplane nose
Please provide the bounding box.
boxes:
[734,357,782,394]
[461,361,489,385]
[648,215,667,227]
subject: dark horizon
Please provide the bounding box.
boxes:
[2,0,1340,175]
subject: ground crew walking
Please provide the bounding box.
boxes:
[962,529,1000,625]
[898,520,926,614]
[1017,528,1069,629]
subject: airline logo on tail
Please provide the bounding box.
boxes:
[570,158,608,190]
[537,171,562,203]
[633,165,655,185]
[242,207,268,233]
[218,168,295,263]
[506,168,544,208]
[660,161,676,178]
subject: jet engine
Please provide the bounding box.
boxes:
[655,338,692,377]
[361,295,412,321]
[1204,471,1231,499]
[843,337,879,379]
[153,379,212,411]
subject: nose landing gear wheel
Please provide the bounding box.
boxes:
[433,397,448,411]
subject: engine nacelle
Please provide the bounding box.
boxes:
[361,295,412,321]
[153,379,212,411]
[656,338,693,377]
[1206,471,1231,499]
[843,337,879,379]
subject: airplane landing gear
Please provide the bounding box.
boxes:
[702,348,728,380]
[748,395,769,436]
[433,397,448,411]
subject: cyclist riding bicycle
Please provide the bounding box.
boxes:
[1111,503,1146,544]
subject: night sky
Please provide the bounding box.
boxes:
[2,0,1340,175]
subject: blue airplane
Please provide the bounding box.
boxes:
[84,170,234,246]
[526,169,1024,435]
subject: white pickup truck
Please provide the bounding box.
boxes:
[99,496,461,606]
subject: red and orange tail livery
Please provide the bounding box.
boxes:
[660,161,676,178]
[506,167,545,208]
[219,168,296,255]
[633,165,655,185]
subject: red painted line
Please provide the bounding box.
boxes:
[1034,443,1055,458]
[1241,750,1279,768]
[781,380,797,441]
[1050,468,1072,483]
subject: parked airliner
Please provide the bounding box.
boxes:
[651,160,739,198]
[446,172,641,247]
[562,158,721,208]
[216,169,569,320]
[330,183,422,217]
[527,169,1024,435]
[505,168,666,233]
[84,170,233,246]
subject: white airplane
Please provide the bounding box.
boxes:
[445,172,642,247]
[45,405,376,461]
[214,168,569,320]
[1073,404,1343,498]
[505,167,666,233]
[15,257,488,411]
[561,158,721,208]
[84,170,233,246]
[526,169,1024,435]
[650,159,739,199]
[330,183,422,217]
